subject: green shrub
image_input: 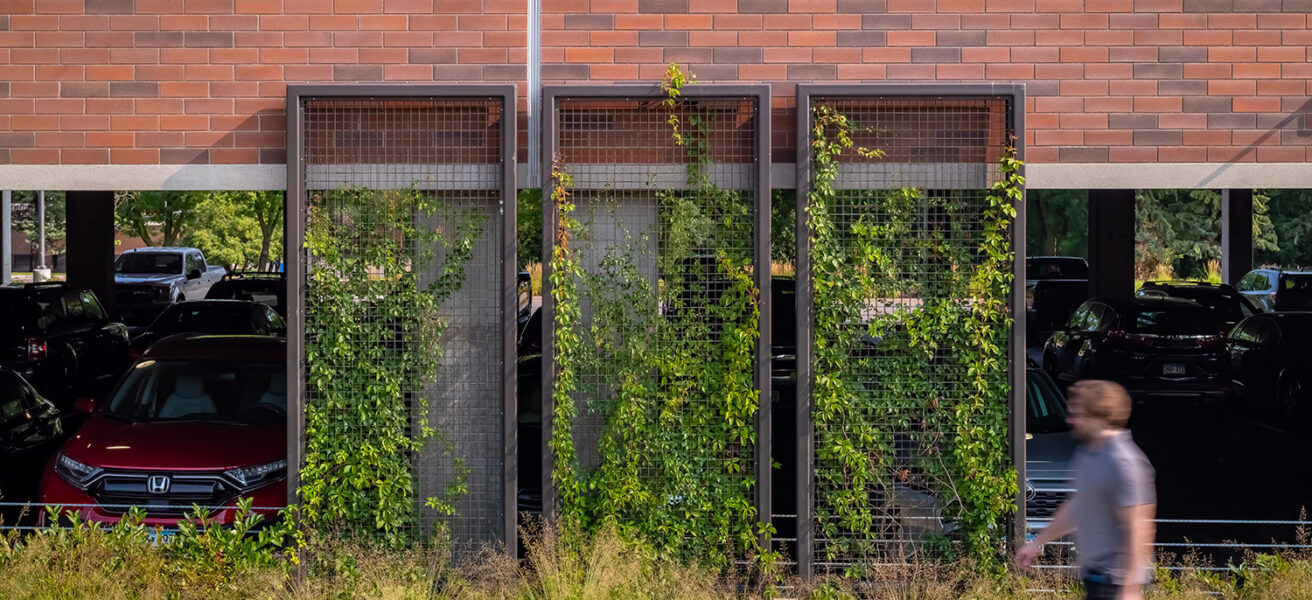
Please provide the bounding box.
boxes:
[5,515,1312,600]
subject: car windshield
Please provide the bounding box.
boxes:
[1282,274,1312,292]
[1026,369,1068,434]
[207,281,282,308]
[150,304,256,335]
[104,359,285,424]
[1128,307,1220,334]
[116,253,181,275]
[1028,258,1088,279]
[1167,290,1247,325]
[1273,316,1312,340]
[0,294,43,332]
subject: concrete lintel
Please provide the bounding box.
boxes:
[5,162,1312,191]
[0,164,285,191]
[1026,163,1312,190]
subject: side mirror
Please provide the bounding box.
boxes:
[73,397,97,415]
[186,269,202,280]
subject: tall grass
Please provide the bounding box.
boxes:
[525,261,542,297]
[3,517,1312,599]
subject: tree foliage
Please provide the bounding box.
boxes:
[1256,189,1312,269]
[1025,189,1312,280]
[184,191,283,271]
[114,191,206,247]
[1135,189,1277,280]
[1025,189,1086,258]
[518,188,543,269]
[10,191,68,265]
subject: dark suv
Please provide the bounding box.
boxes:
[1237,268,1312,312]
[39,334,287,528]
[1027,256,1089,280]
[0,283,130,405]
[0,367,65,523]
[204,271,287,317]
[1042,296,1228,399]
[130,300,287,360]
[1137,280,1261,330]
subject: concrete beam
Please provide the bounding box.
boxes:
[4,162,1312,191]
[1,191,9,286]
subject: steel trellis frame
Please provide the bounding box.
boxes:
[286,84,518,547]
[795,84,1026,579]
[539,84,772,545]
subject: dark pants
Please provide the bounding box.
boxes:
[1082,577,1120,600]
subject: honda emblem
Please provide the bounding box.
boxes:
[147,475,171,495]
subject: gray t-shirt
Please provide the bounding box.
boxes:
[1072,430,1156,583]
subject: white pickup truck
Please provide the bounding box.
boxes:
[113,246,227,325]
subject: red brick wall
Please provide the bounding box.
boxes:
[2,0,1309,167]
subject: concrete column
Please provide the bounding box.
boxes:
[1088,189,1136,300]
[65,191,116,313]
[1221,189,1254,285]
[1,191,10,285]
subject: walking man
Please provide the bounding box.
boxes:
[1017,379,1157,600]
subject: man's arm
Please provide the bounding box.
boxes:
[1119,502,1156,585]
[1016,495,1077,570]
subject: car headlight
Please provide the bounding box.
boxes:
[55,453,102,489]
[224,459,287,488]
[155,286,171,300]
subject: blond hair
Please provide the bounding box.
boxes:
[1067,379,1132,428]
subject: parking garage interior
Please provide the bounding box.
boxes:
[3,183,1311,562]
[0,189,286,528]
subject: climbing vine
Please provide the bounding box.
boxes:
[301,185,483,547]
[548,65,771,570]
[807,104,1020,566]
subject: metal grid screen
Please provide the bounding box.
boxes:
[543,87,770,561]
[296,91,511,547]
[799,91,1019,573]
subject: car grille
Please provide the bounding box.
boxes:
[1027,490,1068,519]
[115,286,158,305]
[89,471,235,516]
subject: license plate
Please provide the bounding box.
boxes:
[147,528,175,544]
[1163,363,1186,376]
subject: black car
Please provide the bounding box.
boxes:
[1042,296,1228,399]
[1024,361,1076,533]
[1027,256,1089,280]
[0,283,130,405]
[1226,312,1312,422]
[204,271,286,317]
[0,366,65,522]
[1137,280,1261,330]
[130,300,287,359]
[1026,278,1089,347]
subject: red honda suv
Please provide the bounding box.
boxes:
[39,334,287,528]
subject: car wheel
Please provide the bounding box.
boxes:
[60,348,79,395]
[1278,376,1304,423]
[1042,351,1058,378]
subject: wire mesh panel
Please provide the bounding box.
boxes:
[542,86,770,566]
[797,86,1023,576]
[291,87,514,549]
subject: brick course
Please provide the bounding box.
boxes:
[0,3,1309,165]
